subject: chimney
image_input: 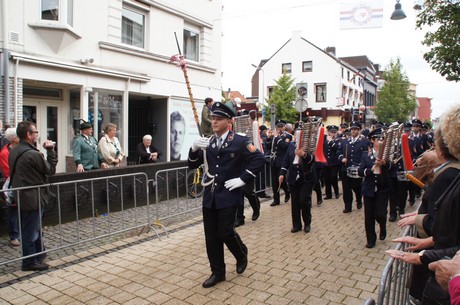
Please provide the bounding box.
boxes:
[325,46,336,56]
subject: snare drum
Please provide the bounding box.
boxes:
[397,171,414,181]
[347,166,360,178]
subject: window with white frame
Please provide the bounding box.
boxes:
[302,61,313,72]
[282,63,292,74]
[315,83,327,103]
[122,7,145,48]
[184,29,199,62]
[41,0,73,26]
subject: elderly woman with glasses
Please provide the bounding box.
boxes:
[98,123,125,167]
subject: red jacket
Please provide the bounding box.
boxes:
[0,144,10,178]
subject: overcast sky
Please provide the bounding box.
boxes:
[220,0,460,119]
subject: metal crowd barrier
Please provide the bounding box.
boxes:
[364,224,416,305]
[1,162,272,267]
[152,162,272,231]
[0,173,153,266]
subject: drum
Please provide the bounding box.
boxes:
[397,170,413,181]
[347,166,360,178]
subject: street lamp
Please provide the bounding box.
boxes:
[390,0,406,20]
[251,64,265,108]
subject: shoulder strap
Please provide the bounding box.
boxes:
[10,149,33,186]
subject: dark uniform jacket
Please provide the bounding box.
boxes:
[358,151,391,197]
[270,131,292,167]
[9,140,57,211]
[325,137,340,167]
[136,142,161,164]
[280,142,315,185]
[188,131,265,209]
[337,135,370,170]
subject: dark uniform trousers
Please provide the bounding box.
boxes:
[271,166,289,203]
[363,193,388,245]
[237,178,260,222]
[203,205,247,277]
[396,180,415,208]
[388,176,402,218]
[290,180,313,230]
[341,174,363,211]
[323,166,339,198]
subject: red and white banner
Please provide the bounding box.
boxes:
[340,0,383,30]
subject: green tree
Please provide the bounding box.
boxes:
[374,58,417,123]
[415,0,460,82]
[265,72,297,124]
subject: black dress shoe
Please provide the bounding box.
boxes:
[284,194,290,202]
[304,225,311,233]
[324,196,332,200]
[270,201,280,206]
[251,210,260,221]
[357,202,363,209]
[389,216,397,222]
[22,262,50,272]
[258,194,271,199]
[291,227,301,233]
[379,231,387,240]
[365,243,375,249]
[335,193,340,199]
[343,209,351,213]
[202,274,226,288]
[236,258,248,274]
[317,200,322,206]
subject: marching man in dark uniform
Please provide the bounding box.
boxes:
[358,128,392,248]
[188,102,265,288]
[268,120,292,206]
[323,125,341,200]
[279,135,315,233]
[337,121,370,213]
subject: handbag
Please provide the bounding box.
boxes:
[3,149,32,206]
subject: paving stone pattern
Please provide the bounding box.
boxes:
[0,187,417,305]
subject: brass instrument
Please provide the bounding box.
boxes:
[293,118,322,164]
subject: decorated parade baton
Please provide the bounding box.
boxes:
[170,32,202,137]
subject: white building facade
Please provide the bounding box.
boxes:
[1,0,222,172]
[252,31,377,127]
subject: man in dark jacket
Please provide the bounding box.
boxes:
[9,121,57,271]
[188,102,265,288]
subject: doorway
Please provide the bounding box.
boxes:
[23,100,64,172]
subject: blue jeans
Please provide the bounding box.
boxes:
[8,205,19,240]
[20,208,44,267]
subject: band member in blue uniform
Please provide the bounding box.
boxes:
[337,121,370,213]
[268,120,292,206]
[279,137,315,233]
[358,128,392,248]
[323,125,341,200]
[188,102,265,288]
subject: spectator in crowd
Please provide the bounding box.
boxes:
[201,97,213,137]
[98,123,125,167]
[136,134,161,164]
[0,127,20,247]
[73,122,107,172]
[9,121,57,271]
[387,103,460,304]
[170,111,186,161]
[429,251,460,305]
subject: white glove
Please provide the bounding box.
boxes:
[192,137,210,152]
[224,178,246,191]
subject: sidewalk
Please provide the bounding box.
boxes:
[0,191,415,305]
